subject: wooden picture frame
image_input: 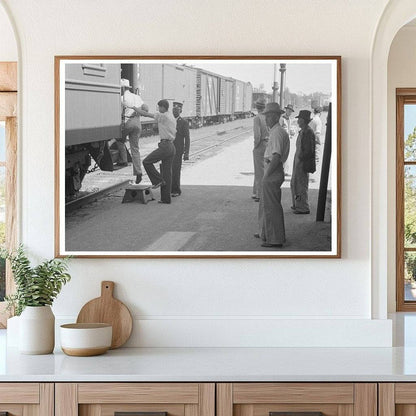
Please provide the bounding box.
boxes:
[55,56,341,258]
[0,61,18,327]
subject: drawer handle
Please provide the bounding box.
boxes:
[115,412,168,416]
[270,413,324,416]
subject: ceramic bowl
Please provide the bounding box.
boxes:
[60,323,112,356]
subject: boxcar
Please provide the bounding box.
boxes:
[196,68,220,122]
[134,63,197,132]
[65,63,122,199]
[219,77,234,119]
[233,78,246,115]
[243,82,253,114]
[137,63,197,116]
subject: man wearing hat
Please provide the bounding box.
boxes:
[310,106,323,164]
[291,110,316,214]
[256,102,290,248]
[280,104,296,139]
[252,99,269,201]
[120,79,145,184]
[171,102,190,197]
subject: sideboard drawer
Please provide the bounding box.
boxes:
[56,383,215,416]
[218,383,376,416]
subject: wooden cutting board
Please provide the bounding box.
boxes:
[76,281,133,349]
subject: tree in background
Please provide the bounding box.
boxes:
[404,127,416,281]
[0,175,5,300]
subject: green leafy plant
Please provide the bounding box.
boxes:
[1,245,71,316]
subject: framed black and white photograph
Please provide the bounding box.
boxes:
[55,56,341,258]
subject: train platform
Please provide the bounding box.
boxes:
[65,184,331,253]
[65,129,332,253]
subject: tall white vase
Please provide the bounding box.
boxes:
[19,306,55,354]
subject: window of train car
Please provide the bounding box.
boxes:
[0,121,5,302]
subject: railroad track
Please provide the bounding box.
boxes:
[189,125,250,146]
[66,126,252,211]
[188,127,251,158]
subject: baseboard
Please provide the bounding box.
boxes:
[56,317,392,347]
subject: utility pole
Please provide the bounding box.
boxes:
[272,64,279,102]
[316,103,332,222]
[279,63,286,107]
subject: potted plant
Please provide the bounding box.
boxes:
[2,245,71,354]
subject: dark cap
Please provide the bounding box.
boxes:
[295,110,312,123]
[263,102,284,115]
[157,99,169,110]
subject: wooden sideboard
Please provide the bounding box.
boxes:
[0,382,414,416]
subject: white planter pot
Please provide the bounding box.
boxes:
[19,306,55,354]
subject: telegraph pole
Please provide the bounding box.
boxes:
[279,64,286,107]
[272,64,279,102]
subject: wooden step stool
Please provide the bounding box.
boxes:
[122,184,154,204]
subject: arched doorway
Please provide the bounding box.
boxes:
[371,0,416,319]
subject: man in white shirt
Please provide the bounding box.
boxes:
[134,99,177,204]
[120,79,144,184]
[280,103,296,139]
[256,102,290,248]
[310,106,322,164]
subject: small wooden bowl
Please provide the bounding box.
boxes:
[60,323,112,357]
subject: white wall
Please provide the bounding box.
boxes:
[0,3,17,61]
[0,0,394,346]
[387,25,416,312]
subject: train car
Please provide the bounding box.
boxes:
[136,64,197,117]
[233,79,253,118]
[219,77,234,120]
[196,68,220,124]
[243,82,253,114]
[65,63,122,199]
[233,78,245,115]
[65,62,257,199]
[123,63,197,134]
[196,68,249,125]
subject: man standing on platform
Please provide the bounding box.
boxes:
[133,99,177,204]
[291,110,316,214]
[252,99,268,202]
[256,103,290,248]
[171,102,190,197]
[310,106,323,164]
[280,103,296,139]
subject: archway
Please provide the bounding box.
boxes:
[371,0,416,319]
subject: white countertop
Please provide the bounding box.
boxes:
[1,331,416,382]
[3,314,416,382]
